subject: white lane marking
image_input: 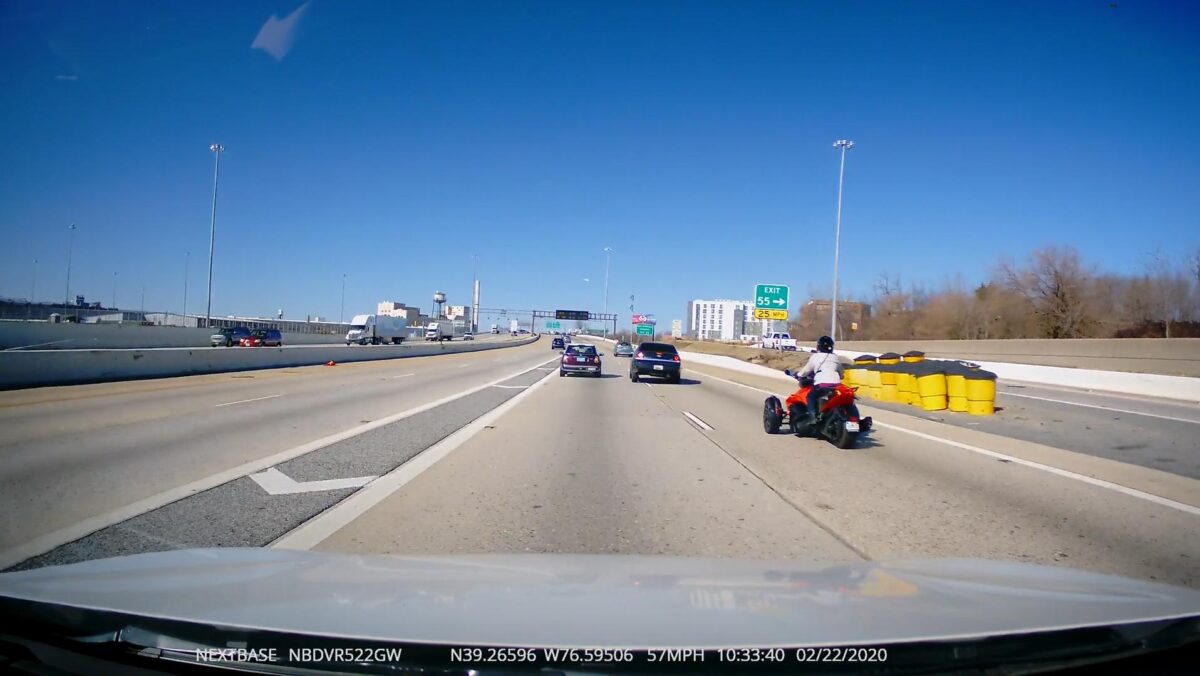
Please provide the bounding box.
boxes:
[687,369,1200,517]
[492,384,528,389]
[214,394,282,408]
[870,420,1200,517]
[271,364,558,550]
[0,355,562,571]
[1000,391,1200,425]
[250,468,376,495]
[457,363,470,368]
[391,373,415,379]
[683,411,714,431]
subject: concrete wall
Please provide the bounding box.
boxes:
[826,339,1200,377]
[0,321,348,350]
[0,336,538,390]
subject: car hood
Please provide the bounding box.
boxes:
[1,550,1197,647]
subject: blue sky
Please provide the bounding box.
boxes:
[2,0,1198,326]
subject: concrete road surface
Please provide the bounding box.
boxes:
[3,341,1197,591]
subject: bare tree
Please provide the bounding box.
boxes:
[1001,246,1097,338]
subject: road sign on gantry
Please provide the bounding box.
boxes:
[754,284,789,321]
[555,310,590,321]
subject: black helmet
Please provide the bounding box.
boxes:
[817,335,835,353]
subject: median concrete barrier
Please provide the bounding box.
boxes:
[832,339,1200,377]
[0,336,538,389]
[0,321,348,350]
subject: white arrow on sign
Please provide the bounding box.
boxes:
[772,298,786,306]
[250,468,376,495]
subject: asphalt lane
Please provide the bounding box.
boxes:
[855,378,1200,479]
[0,337,553,557]
[314,354,1200,588]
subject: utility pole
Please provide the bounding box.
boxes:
[831,139,854,341]
[205,143,224,328]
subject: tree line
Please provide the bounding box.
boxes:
[791,245,1200,341]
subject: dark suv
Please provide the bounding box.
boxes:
[630,342,681,383]
[211,326,251,347]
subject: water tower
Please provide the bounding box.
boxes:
[433,291,447,319]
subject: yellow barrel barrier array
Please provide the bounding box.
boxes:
[843,353,997,415]
[964,369,998,416]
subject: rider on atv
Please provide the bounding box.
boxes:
[795,335,843,425]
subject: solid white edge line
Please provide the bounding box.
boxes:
[685,368,1200,517]
[214,394,282,408]
[682,411,714,431]
[1000,391,1200,425]
[0,354,561,571]
[270,363,558,550]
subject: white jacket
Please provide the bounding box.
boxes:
[800,352,843,386]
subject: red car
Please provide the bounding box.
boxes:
[240,329,283,347]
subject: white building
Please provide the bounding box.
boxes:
[377,301,422,325]
[686,299,753,341]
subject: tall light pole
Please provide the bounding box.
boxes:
[339,273,346,323]
[602,246,613,337]
[64,223,77,312]
[112,271,117,309]
[183,251,190,319]
[205,143,224,329]
[470,254,478,333]
[831,139,854,341]
[29,259,37,320]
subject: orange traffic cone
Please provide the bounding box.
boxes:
[326,360,336,366]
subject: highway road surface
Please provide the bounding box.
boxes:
[2,337,1197,591]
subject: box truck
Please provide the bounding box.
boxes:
[346,314,407,345]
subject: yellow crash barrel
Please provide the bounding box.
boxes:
[915,364,948,411]
[902,350,925,363]
[964,369,997,415]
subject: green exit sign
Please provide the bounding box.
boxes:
[636,324,654,336]
[546,321,561,329]
[754,283,789,311]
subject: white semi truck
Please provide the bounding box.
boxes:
[346,314,407,345]
[424,320,466,341]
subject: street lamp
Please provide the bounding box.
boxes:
[112,271,117,309]
[602,246,613,337]
[64,223,77,313]
[205,143,224,329]
[183,251,190,319]
[340,273,346,323]
[831,139,854,341]
[470,254,479,333]
[29,259,37,320]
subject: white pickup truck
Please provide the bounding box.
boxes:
[762,331,798,351]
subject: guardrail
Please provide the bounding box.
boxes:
[0,336,538,390]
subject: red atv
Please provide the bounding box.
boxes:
[763,369,872,449]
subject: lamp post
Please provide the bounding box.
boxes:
[205,143,224,328]
[831,139,854,341]
[183,251,190,320]
[602,246,613,337]
[340,273,346,323]
[29,259,37,320]
[64,224,77,313]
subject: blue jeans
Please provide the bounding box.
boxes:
[807,384,837,419]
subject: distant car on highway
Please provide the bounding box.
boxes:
[211,326,251,347]
[560,344,601,377]
[630,342,681,383]
[613,341,634,357]
[463,332,474,341]
[551,337,565,349]
[240,328,283,347]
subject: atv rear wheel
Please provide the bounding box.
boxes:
[763,396,782,434]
